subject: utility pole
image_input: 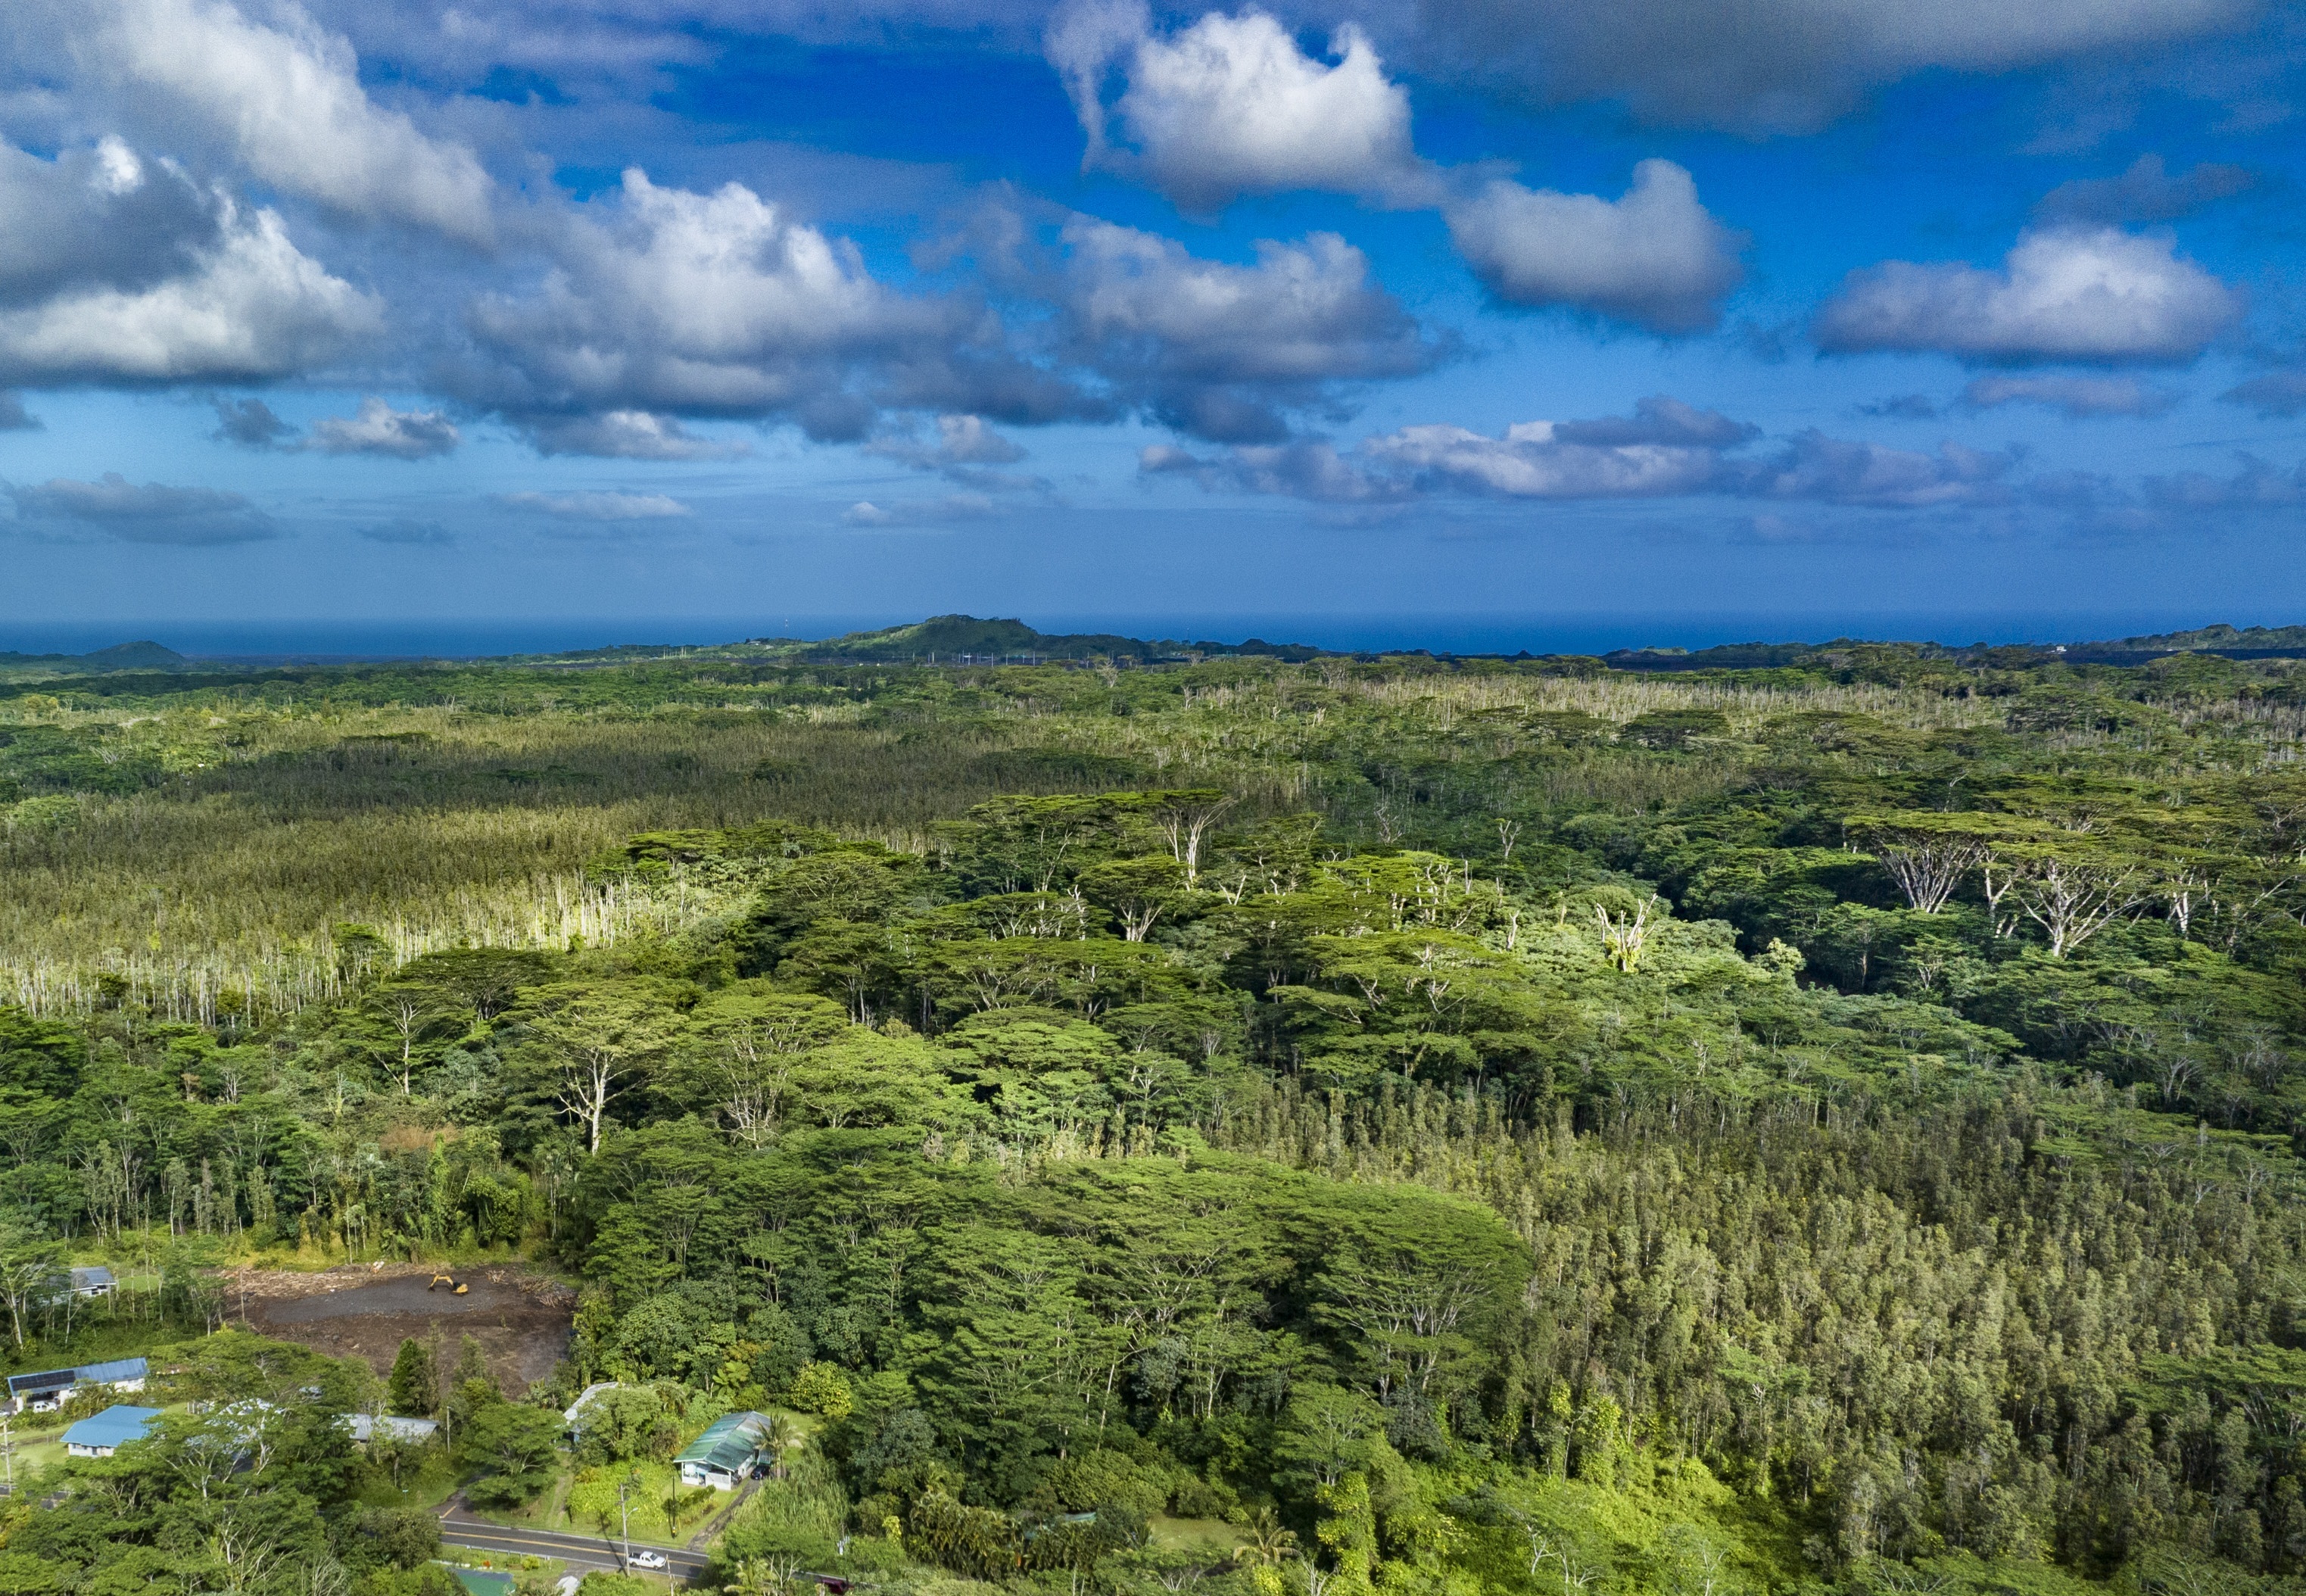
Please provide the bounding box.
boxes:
[619,1471,637,1571]
[2,1410,12,1495]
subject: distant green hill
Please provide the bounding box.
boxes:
[757,614,1329,663]
[0,640,188,672]
[2078,623,2306,652]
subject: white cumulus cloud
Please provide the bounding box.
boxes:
[0,198,379,385]
[1045,8,1746,338]
[61,0,495,244]
[1143,394,2018,510]
[1051,2,1419,212]
[863,413,1045,491]
[306,397,460,458]
[1442,161,1746,335]
[522,410,750,460]
[1361,420,1731,499]
[1813,226,2242,366]
[450,169,1075,448]
[1058,216,1440,441]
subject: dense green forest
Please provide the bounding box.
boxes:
[5,631,2306,1596]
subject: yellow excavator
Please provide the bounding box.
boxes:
[426,1273,469,1295]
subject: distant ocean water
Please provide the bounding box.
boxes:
[0,609,2242,662]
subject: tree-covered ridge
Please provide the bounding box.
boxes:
[2,646,2306,1593]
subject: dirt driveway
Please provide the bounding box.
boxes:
[228,1264,576,1393]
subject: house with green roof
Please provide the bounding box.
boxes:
[675,1411,772,1490]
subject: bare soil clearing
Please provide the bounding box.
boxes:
[229,1264,575,1391]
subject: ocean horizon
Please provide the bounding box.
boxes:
[0,609,2265,662]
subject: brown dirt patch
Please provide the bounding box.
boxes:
[226,1263,576,1393]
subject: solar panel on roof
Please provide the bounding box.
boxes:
[8,1369,76,1395]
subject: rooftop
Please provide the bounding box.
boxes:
[5,1357,145,1397]
[6,1368,76,1396]
[562,1380,621,1428]
[62,1404,164,1450]
[76,1358,148,1385]
[675,1411,771,1473]
[346,1413,439,1443]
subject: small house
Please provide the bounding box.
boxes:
[62,1404,163,1457]
[344,1413,439,1446]
[5,1367,79,1414]
[675,1411,773,1490]
[561,1380,621,1442]
[5,1356,148,1414]
[36,1266,120,1307]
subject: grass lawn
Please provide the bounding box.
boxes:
[476,1406,819,1545]
[1149,1515,1246,1557]
[2,1411,70,1476]
[476,1465,577,1532]
[561,1460,723,1542]
[435,1550,572,1590]
[11,1438,68,1477]
[356,1455,463,1513]
[473,1458,719,1545]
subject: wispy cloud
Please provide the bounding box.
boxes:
[8,472,278,544]
[493,489,692,520]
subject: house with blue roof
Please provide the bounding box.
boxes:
[63,1404,163,1458]
[5,1355,148,1414]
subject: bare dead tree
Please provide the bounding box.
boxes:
[1862,826,1990,914]
[1595,896,1659,973]
[1145,790,1237,886]
[2004,851,2148,958]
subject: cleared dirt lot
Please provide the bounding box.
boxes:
[229,1264,576,1392]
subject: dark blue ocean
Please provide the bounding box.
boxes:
[0,609,2245,662]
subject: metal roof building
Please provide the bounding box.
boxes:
[561,1381,622,1438]
[5,1367,77,1404]
[74,1358,148,1386]
[345,1413,440,1445]
[675,1411,772,1489]
[5,1356,148,1413]
[62,1404,164,1457]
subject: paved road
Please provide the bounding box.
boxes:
[438,1504,712,1583]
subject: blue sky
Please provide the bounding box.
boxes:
[2,0,2304,646]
